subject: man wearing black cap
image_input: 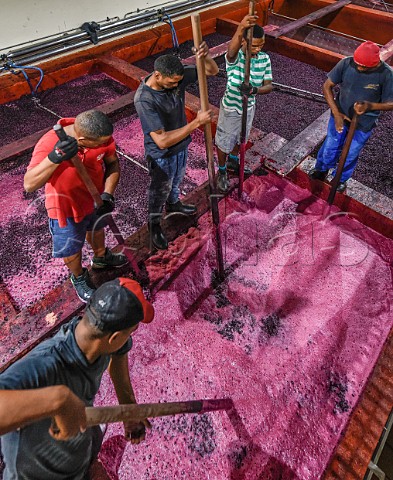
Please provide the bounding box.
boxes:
[309,41,393,192]
[0,277,154,480]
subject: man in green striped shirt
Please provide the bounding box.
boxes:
[215,15,273,192]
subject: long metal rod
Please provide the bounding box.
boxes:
[6,14,153,59]
[116,149,149,172]
[2,19,160,67]
[273,82,326,102]
[191,13,225,281]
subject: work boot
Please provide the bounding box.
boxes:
[308,168,328,181]
[227,154,252,176]
[91,248,128,269]
[217,170,229,193]
[149,223,168,250]
[336,181,347,193]
[70,268,96,303]
[166,201,197,215]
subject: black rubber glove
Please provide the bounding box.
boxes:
[48,137,78,164]
[239,82,258,97]
[95,192,115,217]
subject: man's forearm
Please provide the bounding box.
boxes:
[227,26,244,62]
[0,386,71,435]
[323,84,340,115]
[257,83,273,95]
[103,159,120,195]
[151,118,200,150]
[24,158,59,192]
[205,54,219,76]
[370,101,393,112]
[109,355,136,404]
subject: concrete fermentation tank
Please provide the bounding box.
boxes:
[0,1,393,479]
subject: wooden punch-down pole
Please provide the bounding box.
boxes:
[86,398,233,426]
[53,125,142,279]
[327,113,358,206]
[238,0,256,198]
[190,13,225,281]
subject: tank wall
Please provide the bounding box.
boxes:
[0,0,184,51]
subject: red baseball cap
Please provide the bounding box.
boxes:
[353,41,380,68]
[86,277,154,332]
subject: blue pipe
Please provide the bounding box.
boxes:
[3,61,44,96]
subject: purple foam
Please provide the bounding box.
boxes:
[93,175,393,480]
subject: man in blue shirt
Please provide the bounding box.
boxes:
[0,277,154,480]
[309,41,393,192]
[135,44,218,250]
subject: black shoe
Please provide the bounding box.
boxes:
[308,168,328,181]
[227,155,252,176]
[149,223,168,250]
[91,248,128,269]
[217,170,229,193]
[336,181,347,193]
[70,268,96,303]
[166,201,197,215]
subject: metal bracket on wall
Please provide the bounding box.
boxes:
[368,461,386,480]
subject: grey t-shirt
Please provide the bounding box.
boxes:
[134,65,198,159]
[329,57,393,131]
[0,317,132,480]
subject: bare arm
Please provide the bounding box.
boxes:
[109,354,151,444]
[24,158,61,193]
[192,41,218,76]
[108,354,136,404]
[102,154,120,196]
[323,78,340,115]
[323,78,350,132]
[24,135,78,192]
[354,100,393,114]
[0,386,86,440]
[150,110,212,150]
[227,15,258,64]
[256,80,273,95]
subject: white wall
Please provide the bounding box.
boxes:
[0,0,175,51]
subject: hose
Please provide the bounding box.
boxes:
[161,11,179,54]
[1,60,44,96]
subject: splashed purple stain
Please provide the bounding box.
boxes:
[329,373,351,414]
[260,312,282,339]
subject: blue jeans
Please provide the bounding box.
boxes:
[148,148,187,224]
[315,115,372,182]
[49,213,106,258]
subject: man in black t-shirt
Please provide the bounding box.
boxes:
[309,41,393,193]
[0,278,154,480]
[135,45,218,250]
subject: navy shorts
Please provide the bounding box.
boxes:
[49,213,106,258]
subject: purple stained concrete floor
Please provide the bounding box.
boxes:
[92,174,393,480]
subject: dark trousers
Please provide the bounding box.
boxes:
[148,148,188,225]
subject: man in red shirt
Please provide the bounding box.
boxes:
[24,110,127,302]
